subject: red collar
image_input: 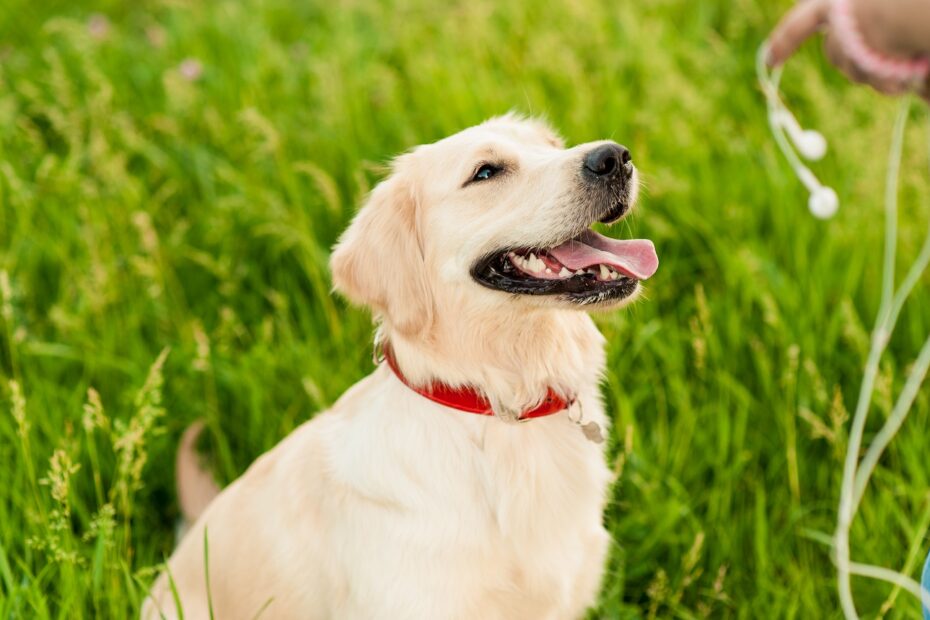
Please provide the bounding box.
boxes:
[382,343,574,420]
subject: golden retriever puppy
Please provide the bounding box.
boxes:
[143,114,658,620]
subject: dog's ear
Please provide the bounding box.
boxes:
[330,172,434,337]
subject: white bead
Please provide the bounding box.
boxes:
[808,186,839,219]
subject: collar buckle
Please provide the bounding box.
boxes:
[494,406,531,425]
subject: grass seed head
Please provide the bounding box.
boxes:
[9,379,28,437]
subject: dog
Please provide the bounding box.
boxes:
[142,114,658,620]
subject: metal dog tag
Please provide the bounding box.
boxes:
[568,401,604,444]
[580,421,605,444]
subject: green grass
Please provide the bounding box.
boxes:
[1,0,929,617]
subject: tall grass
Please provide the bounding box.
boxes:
[1,0,929,617]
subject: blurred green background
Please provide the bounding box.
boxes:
[1,0,929,617]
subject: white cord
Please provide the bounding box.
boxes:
[756,43,839,219]
[758,40,930,617]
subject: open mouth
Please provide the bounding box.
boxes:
[471,229,658,304]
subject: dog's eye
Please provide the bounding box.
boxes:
[472,164,501,182]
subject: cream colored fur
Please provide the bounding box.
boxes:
[143,115,644,620]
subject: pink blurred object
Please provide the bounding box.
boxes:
[831,0,930,84]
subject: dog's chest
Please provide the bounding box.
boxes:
[471,423,610,615]
[323,389,611,617]
[476,412,608,526]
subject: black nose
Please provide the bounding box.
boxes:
[583,143,632,178]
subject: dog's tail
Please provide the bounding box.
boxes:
[176,421,221,527]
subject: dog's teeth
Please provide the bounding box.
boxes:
[545,268,552,274]
[559,267,571,278]
[524,253,541,272]
[610,271,619,280]
[575,269,585,276]
[599,265,610,280]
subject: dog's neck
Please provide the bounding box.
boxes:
[384,306,606,415]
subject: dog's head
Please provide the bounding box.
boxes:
[331,115,658,337]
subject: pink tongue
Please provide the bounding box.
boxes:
[549,230,659,280]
